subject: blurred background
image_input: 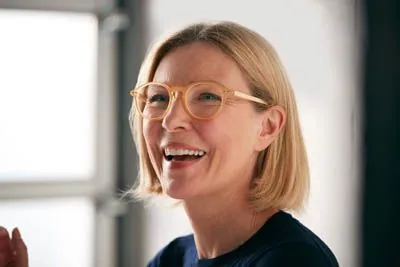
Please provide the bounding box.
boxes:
[0,0,398,266]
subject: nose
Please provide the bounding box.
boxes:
[161,94,192,132]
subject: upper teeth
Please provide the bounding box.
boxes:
[165,148,205,157]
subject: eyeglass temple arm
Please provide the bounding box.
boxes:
[233,91,269,105]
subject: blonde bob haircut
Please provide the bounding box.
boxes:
[129,21,309,212]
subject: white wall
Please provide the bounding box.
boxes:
[141,1,361,266]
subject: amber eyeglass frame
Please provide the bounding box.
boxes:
[130,81,270,120]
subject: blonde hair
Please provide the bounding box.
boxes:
[129,21,309,212]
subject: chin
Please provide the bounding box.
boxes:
[164,187,193,200]
[163,181,200,200]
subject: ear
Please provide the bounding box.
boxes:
[254,105,286,151]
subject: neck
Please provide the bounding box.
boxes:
[183,192,277,259]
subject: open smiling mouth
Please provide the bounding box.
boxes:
[164,148,207,162]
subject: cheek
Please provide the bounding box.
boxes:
[205,110,257,156]
[142,121,162,163]
[200,119,241,155]
[143,120,159,144]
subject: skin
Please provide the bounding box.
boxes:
[143,42,286,258]
[0,227,28,267]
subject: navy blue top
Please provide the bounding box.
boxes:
[147,211,339,267]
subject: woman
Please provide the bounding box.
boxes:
[130,21,339,266]
[0,21,339,267]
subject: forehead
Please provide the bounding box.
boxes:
[153,42,248,90]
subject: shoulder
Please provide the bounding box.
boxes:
[249,211,339,267]
[252,242,338,267]
[147,234,195,267]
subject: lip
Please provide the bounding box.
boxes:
[165,156,205,170]
[160,142,207,170]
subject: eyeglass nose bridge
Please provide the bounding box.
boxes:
[167,86,192,108]
[168,86,187,98]
[164,86,192,118]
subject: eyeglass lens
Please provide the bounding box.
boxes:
[136,83,224,119]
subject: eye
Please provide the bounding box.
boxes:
[148,94,169,103]
[198,92,222,101]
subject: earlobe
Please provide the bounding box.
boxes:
[255,105,286,151]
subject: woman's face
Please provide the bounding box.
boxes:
[143,42,264,200]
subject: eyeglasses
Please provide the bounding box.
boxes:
[130,81,270,120]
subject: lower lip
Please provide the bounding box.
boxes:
[164,156,204,170]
